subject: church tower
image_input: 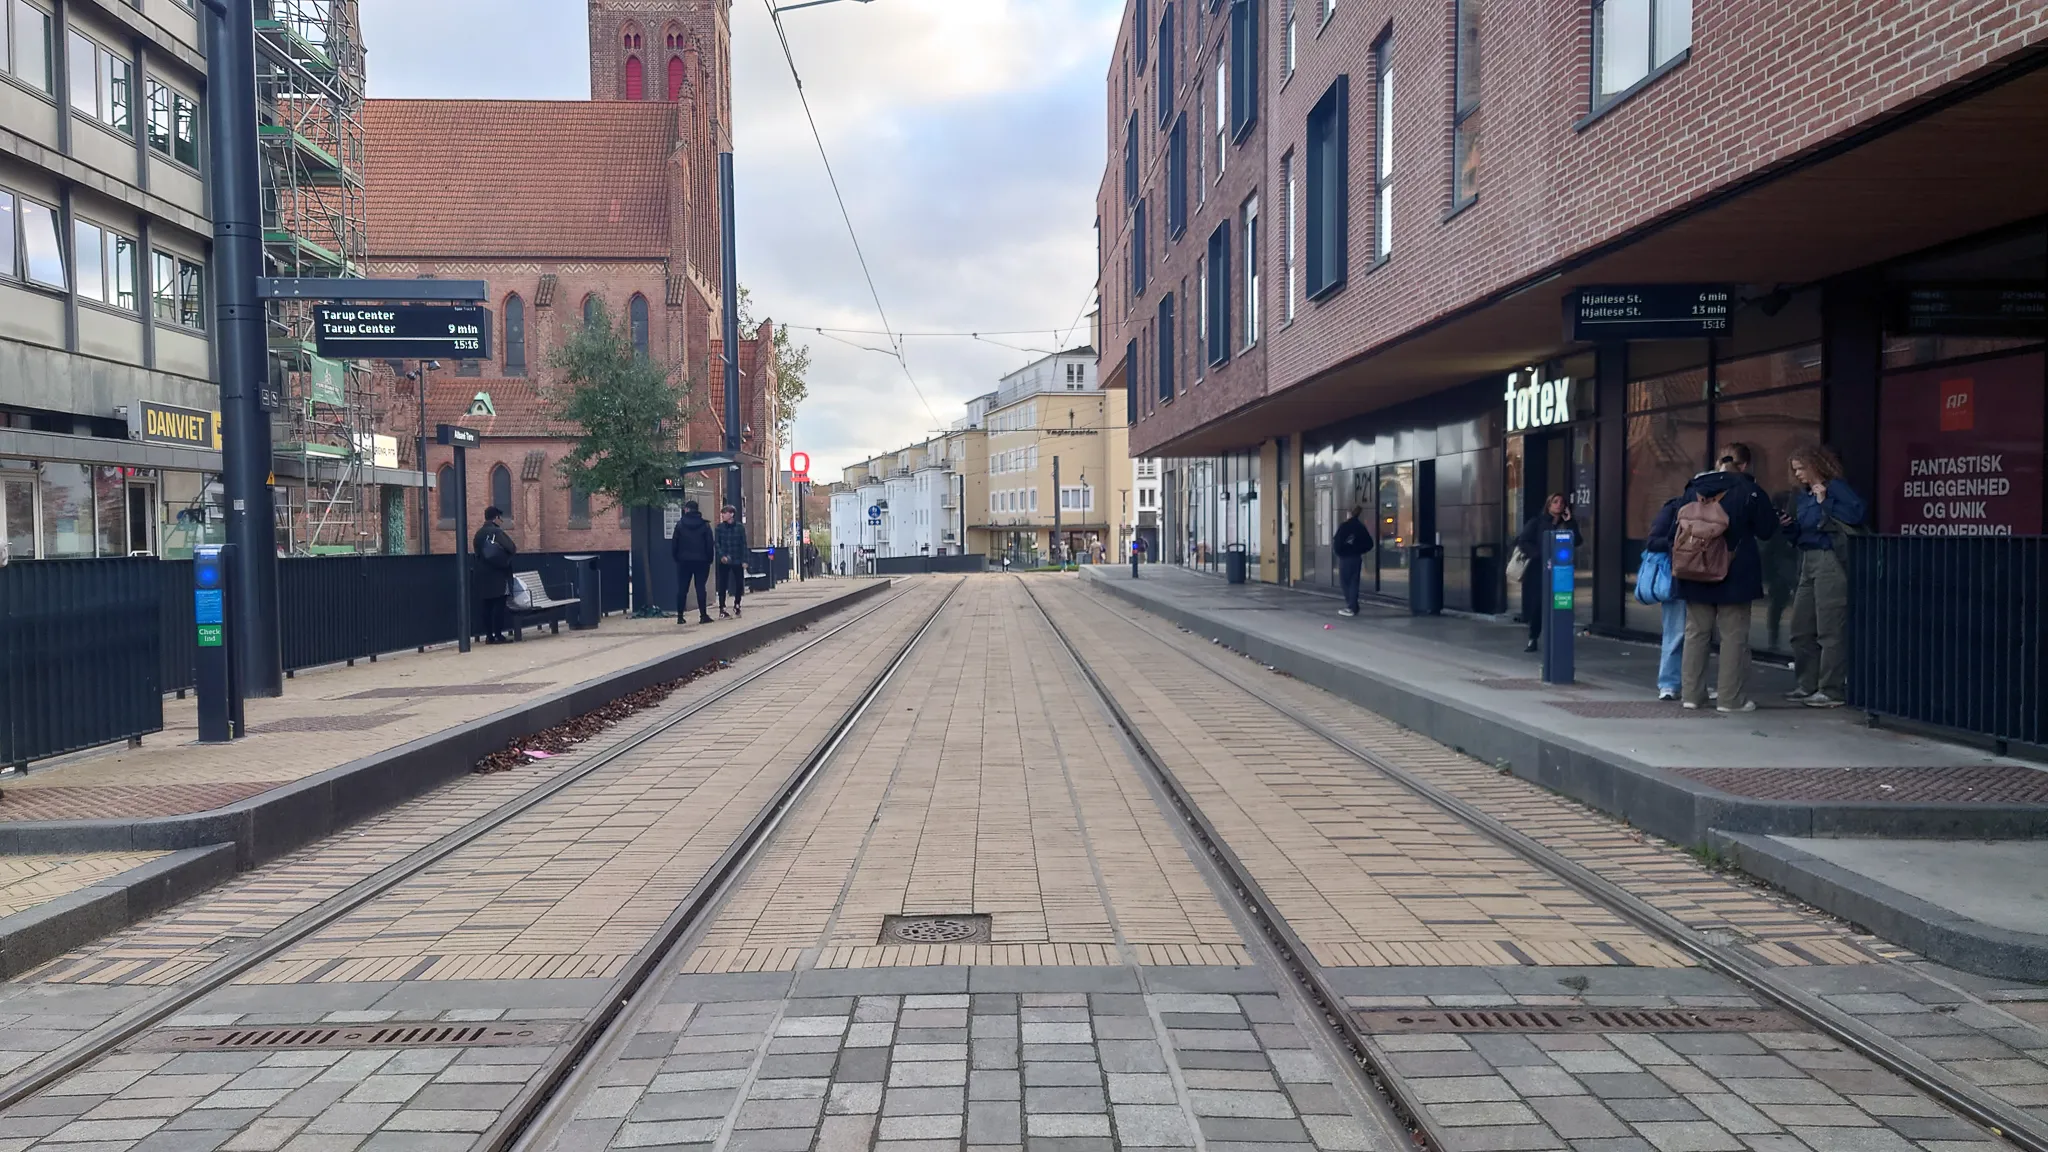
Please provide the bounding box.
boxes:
[589,0,730,127]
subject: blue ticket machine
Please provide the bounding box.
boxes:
[194,544,245,742]
[1542,528,1575,686]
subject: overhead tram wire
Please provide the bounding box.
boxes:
[761,0,940,429]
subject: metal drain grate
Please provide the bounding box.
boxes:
[130,1021,572,1052]
[881,914,992,945]
[245,714,412,734]
[1356,1007,1797,1034]
[341,683,551,700]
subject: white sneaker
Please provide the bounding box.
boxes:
[1708,688,1719,701]
[1338,608,1356,618]
[1784,687,1815,701]
[1658,691,1678,702]
[1804,693,1844,708]
[1682,701,1700,710]
[1717,700,1757,713]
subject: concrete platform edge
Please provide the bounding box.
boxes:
[0,580,891,865]
[0,843,237,978]
[1079,570,2048,847]
[1709,830,2048,983]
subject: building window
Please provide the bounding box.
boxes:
[1167,114,1187,239]
[667,55,684,100]
[1131,198,1147,297]
[0,191,13,282]
[1283,0,1296,76]
[1594,0,1690,106]
[569,486,591,528]
[1305,76,1348,298]
[629,293,649,357]
[1126,339,1139,424]
[436,466,456,524]
[456,358,480,377]
[1279,153,1295,322]
[1204,222,1231,366]
[504,294,526,375]
[1157,293,1175,403]
[1213,61,1227,170]
[1194,84,1207,200]
[1124,112,1138,209]
[1135,0,1149,70]
[490,464,513,518]
[14,195,63,289]
[624,54,644,100]
[1156,2,1175,127]
[1193,259,1206,381]
[1372,33,1393,263]
[67,29,130,133]
[583,293,602,328]
[1228,0,1258,139]
[1060,486,1094,512]
[1452,0,1481,207]
[152,250,205,328]
[73,219,137,310]
[147,81,201,167]
[1241,195,1260,347]
[4,1,54,95]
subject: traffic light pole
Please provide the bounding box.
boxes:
[203,0,282,697]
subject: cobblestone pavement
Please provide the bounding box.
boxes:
[0,855,168,918]
[1,575,2043,1152]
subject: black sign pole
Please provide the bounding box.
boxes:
[454,445,471,654]
[204,0,282,697]
[720,153,742,517]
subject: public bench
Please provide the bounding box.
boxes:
[508,571,580,639]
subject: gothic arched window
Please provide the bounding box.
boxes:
[583,294,602,329]
[667,55,684,101]
[624,55,644,100]
[504,294,525,376]
[490,465,513,519]
[437,466,456,522]
[629,294,650,358]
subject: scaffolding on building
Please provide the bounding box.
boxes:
[255,0,383,553]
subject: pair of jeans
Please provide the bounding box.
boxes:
[677,562,710,619]
[1791,548,1849,696]
[1658,597,1686,697]
[716,562,746,607]
[1683,600,1753,709]
[1338,556,1363,612]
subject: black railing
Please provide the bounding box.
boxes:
[874,554,988,575]
[160,559,196,694]
[1,558,165,767]
[1846,535,2048,746]
[280,554,462,672]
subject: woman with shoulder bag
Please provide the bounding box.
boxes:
[1514,494,1581,653]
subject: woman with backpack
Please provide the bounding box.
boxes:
[1670,449,1780,711]
[1513,493,1581,652]
[1780,444,1865,708]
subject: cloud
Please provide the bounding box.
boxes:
[359,0,1117,475]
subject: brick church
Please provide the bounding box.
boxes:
[362,0,780,555]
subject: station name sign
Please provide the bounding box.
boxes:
[128,400,221,450]
[312,305,493,360]
[1570,284,1732,341]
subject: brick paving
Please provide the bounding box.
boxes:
[0,853,166,918]
[690,578,1247,973]
[0,579,861,823]
[1665,764,2048,804]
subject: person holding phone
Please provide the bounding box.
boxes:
[1780,445,1864,707]
[1514,493,1580,652]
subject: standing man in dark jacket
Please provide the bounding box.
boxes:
[474,506,518,644]
[1675,446,1780,711]
[713,504,748,618]
[1332,506,1375,618]
[669,500,714,624]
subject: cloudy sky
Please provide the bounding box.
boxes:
[359,0,1116,476]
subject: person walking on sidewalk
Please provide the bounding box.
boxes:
[714,504,748,618]
[1781,444,1864,708]
[1514,494,1581,652]
[473,507,518,645]
[1645,494,1690,701]
[1130,534,1147,578]
[1672,445,1779,712]
[1332,506,1375,618]
[669,500,715,624]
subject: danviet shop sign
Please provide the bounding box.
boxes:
[1504,368,1576,434]
[128,400,221,450]
[1878,352,2044,536]
[312,305,493,360]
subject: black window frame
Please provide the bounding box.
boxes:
[1167,113,1188,239]
[1371,30,1393,265]
[1304,75,1349,300]
[1157,293,1176,403]
[1452,0,1480,210]
[568,485,591,528]
[629,293,650,357]
[1124,112,1139,210]
[1126,338,1140,424]
[1135,0,1149,71]
[489,464,513,519]
[1205,222,1231,367]
[1227,0,1258,142]
[1156,2,1175,128]
[1131,197,1148,297]
[436,465,457,525]
[504,293,526,375]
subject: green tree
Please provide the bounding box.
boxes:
[548,299,692,611]
[737,287,811,447]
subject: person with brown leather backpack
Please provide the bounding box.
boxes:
[1673,444,1779,711]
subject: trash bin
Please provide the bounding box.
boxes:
[1470,544,1500,615]
[1225,543,1249,585]
[1410,544,1444,616]
[564,555,602,630]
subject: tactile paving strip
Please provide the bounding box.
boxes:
[1662,763,2048,803]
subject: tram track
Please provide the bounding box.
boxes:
[1021,576,2048,1152]
[0,578,953,1124]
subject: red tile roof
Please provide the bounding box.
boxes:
[424,379,579,439]
[364,100,675,260]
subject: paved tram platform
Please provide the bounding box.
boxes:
[0,577,884,977]
[1080,565,2048,983]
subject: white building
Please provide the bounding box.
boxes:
[828,487,863,574]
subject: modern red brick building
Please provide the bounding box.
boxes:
[361,0,781,556]
[1101,0,2048,653]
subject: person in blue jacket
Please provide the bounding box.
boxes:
[1780,444,1865,708]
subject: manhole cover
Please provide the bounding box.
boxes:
[129,1021,573,1052]
[1355,1007,1797,1034]
[881,914,991,945]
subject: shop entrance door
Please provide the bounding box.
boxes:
[125,480,157,555]
[1511,428,1596,623]
[1374,463,1416,599]
[2,476,36,561]
[1313,475,1334,586]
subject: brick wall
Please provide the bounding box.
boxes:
[1108,0,2048,456]
[423,438,632,556]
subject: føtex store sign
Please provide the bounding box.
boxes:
[1878,352,2044,536]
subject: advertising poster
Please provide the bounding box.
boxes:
[1877,352,2044,535]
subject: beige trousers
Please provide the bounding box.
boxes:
[1683,600,1753,709]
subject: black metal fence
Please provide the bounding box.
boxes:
[2,558,165,767]
[873,554,989,575]
[1846,536,2048,746]
[280,554,460,672]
